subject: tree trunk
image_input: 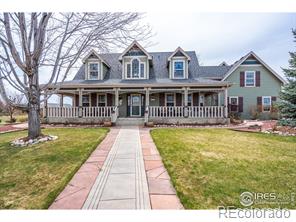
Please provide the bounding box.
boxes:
[27,70,41,139]
[28,102,41,139]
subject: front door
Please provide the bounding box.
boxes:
[130,94,141,117]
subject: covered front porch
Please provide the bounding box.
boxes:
[43,85,230,125]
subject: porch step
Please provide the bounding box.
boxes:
[116,118,145,126]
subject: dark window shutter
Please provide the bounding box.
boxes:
[256,71,261,87]
[159,93,165,106]
[257,96,262,112]
[91,93,97,106]
[227,97,230,112]
[238,97,243,112]
[107,94,113,106]
[176,93,182,106]
[240,72,245,87]
[75,95,79,107]
[193,93,198,106]
[272,96,277,102]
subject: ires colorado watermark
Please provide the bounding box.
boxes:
[239,191,295,207]
[218,191,294,219]
[218,206,291,219]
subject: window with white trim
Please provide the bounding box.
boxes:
[245,71,255,87]
[166,94,175,107]
[82,95,90,107]
[229,96,238,112]
[173,61,185,78]
[97,94,106,107]
[88,63,99,80]
[126,58,145,79]
[262,96,271,112]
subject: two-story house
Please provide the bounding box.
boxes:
[45,41,286,125]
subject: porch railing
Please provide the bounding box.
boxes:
[149,106,225,118]
[47,106,114,118]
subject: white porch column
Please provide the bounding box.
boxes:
[59,94,64,107]
[183,87,188,117]
[58,94,63,117]
[79,89,83,106]
[114,88,119,107]
[43,91,48,118]
[112,88,119,123]
[145,88,150,123]
[218,92,221,106]
[72,94,75,107]
[224,87,228,118]
[78,89,83,117]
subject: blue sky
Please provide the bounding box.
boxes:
[143,13,296,76]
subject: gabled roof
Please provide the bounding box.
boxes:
[167,47,191,61]
[118,40,152,60]
[82,49,110,68]
[222,51,286,83]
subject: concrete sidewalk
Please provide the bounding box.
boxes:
[50,126,182,210]
[83,126,150,209]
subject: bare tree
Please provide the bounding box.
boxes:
[0,92,24,123]
[0,12,151,139]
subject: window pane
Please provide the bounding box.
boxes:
[245,71,255,86]
[263,97,271,105]
[174,61,184,78]
[82,95,89,107]
[174,62,183,70]
[140,63,144,78]
[166,94,174,106]
[263,97,271,111]
[132,59,139,77]
[89,71,98,79]
[187,94,192,106]
[127,64,131,78]
[230,98,238,105]
[98,95,106,103]
[89,63,98,71]
[89,63,99,79]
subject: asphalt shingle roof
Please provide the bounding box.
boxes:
[69,51,231,86]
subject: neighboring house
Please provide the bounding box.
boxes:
[45,41,285,125]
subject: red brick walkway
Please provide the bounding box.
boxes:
[49,128,120,209]
[140,128,183,209]
[0,123,28,133]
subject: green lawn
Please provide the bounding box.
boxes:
[151,128,296,209]
[0,127,109,209]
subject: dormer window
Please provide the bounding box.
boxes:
[168,47,191,79]
[173,61,185,79]
[126,58,145,79]
[88,62,99,80]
